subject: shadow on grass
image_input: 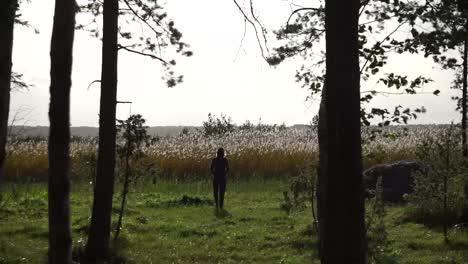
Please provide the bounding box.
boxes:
[447,239,468,251]
[214,209,231,218]
[3,225,48,239]
[146,195,213,208]
[72,235,130,264]
[179,228,218,238]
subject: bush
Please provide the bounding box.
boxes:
[406,125,468,227]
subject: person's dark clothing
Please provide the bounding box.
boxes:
[211,157,229,209]
[213,177,226,209]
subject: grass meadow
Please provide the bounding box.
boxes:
[1,180,468,263]
[1,125,468,263]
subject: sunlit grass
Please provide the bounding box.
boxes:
[1,180,468,263]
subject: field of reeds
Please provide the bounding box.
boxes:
[4,125,450,182]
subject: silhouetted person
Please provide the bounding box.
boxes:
[211,148,229,210]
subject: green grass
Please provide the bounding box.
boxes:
[1,180,468,263]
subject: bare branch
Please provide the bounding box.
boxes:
[118,44,168,64]
[249,0,270,55]
[361,90,434,95]
[87,80,101,91]
[120,0,163,36]
[232,0,269,60]
[286,7,323,31]
[360,21,408,74]
[234,18,248,62]
[120,0,164,55]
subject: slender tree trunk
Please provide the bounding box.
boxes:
[48,0,75,262]
[114,144,131,242]
[462,37,467,158]
[0,0,17,190]
[86,0,119,259]
[320,0,367,262]
[460,18,468,223]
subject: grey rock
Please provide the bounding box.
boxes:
[363,160,422,202]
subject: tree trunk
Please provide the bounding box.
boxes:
[48,0,75,262]
[0,0,17,190]
[462,29,467,158]
[114,147,130,242]
[460,18,468,223]
[86,0,119,259]
[319,0,367,262]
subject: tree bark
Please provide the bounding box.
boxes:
[86,0,119,259]
[0,0,17,190]
[48,0,75,262]
[460,18,468,223]
[462,28,467,158]
[319,0,367,262]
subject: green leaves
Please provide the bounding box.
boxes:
[379,74,432,93]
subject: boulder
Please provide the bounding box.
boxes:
[363,160,421,202]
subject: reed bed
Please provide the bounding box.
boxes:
[4,125,448,181]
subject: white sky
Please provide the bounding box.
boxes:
[10,0,460,127]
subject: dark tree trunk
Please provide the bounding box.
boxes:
[318,0,367,262]
[462,32,467,158]
[460,19,468,223]
[0,0,17,190]
[114,145,131,242]
[48,0,75,262]
[86,0,119,259]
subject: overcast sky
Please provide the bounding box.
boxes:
[10,0,459,127]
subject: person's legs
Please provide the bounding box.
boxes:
[219,177,226,209]
[213,178,219,208]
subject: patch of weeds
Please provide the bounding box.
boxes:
[17,197,47,216]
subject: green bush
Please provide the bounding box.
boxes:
[406,125,468,226]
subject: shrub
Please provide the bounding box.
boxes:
[406,125,468,229]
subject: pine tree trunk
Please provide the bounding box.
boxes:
[0,0,16,190]
[460,19,468,223]
[462,31,467,158]
[86,0,119,259]
[320,0,367,262]
[48,0,75,262]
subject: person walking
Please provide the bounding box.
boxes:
[210,148,229,210]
